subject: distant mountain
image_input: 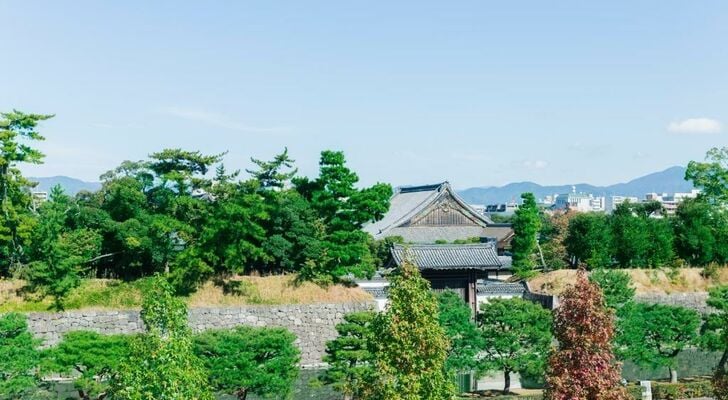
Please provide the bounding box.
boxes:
[29,176,101,195]
[458,166,695,205]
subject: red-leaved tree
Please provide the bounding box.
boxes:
[544,270,630,400]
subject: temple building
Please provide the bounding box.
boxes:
[363,182,513,253]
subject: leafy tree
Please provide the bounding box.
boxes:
[23,186,103,310]
[0,110,52,275]
[320,311,377,400]
[644,217,675,268]
[540,211,573,270]
[437,291,481,374]
[588,269,635,310]
[370,259,455,400]
[0,313,40,399]
[697,286,728,398]
[618,303,700,383]
[147,148,224,195]
[110,277,214,399]
[610,202,650,267]
[193,326,299,400]
[511,193,541,278]
[673,198,717,266]
[478,298,552,394]
[295,150,391,283]
[544,271,629,400]
[565,213,612,268]
[42,331,130,400]
[686,146,728,205]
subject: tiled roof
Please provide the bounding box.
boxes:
[477,280,527,295]
[363,182,493,239]
[391,243,502,271]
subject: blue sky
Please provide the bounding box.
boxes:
[1,1,727,189]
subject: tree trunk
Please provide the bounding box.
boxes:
[236,388,248,400]
[77,390,90,400]
[718,349,728,374]
[343,394,353,400]
[503,369,511,394]
[669,366,678,383]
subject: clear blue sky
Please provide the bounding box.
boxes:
[2,1,727,189]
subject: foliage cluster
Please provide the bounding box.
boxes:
[0,110,392,309]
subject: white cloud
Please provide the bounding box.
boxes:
[667,118,722,134]
[522,160,548,169]
[159,107,288,133]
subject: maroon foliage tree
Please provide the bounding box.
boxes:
[544,270,630,400]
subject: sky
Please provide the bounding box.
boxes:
[1,1,727,189]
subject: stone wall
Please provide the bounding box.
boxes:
[635,292,713,314]
[24,302,374,366]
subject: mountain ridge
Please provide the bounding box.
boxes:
[458,166,694,204]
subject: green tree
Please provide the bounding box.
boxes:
[320,311,377,400]
[644,217,675,267]
[0,110,52,275]
[24,186,103,310]
[437,291,481,375]
[674,198,717,265]
[610,202,650,267]
[588,269,635,310]
[370,259,455,400]
[193,326,299,400]
[295,150,391,283]
[511,193,542,278]
[42,331,130,400]
[698,286,728,399]
[540,211,573,270]
[0,313,40,399]
[246,147,298,191]
[565,212,612,268]
[110,277,213,400]
[686,146,728,205]
[478,298,552,394]
[618,303,700,383]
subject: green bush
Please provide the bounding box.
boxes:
[651,380,713,400]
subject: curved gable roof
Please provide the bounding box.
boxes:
[363,182,493,239]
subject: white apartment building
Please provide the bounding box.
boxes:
[554,187,605,212]
[605,195,640,214]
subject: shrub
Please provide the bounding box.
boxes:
[651,380,713,400]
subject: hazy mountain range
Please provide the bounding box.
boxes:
[29,176,101,195]
[29,166,695,203]
[458,166,695,205]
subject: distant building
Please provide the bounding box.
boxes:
[484,202,519,216]
[644,189,700,215]
[31,191,48,209]
[553,186,604,212]
[605,195,640,214]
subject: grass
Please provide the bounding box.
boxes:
[528,266,728,295]
[0,275,372,313]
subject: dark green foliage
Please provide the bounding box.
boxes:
[193,326,300,400]
[23,186,103,310]
[589,269,635,310]
[686,146,728,205]
[673,198,728,266]
[246,147,298,190]
[437,291,481,374]
[370,260,455,399]
[511,193,541,278]
[0,110,53,276]
[565,212,612,268]
[42,331,130,400]
[0,313,40,399]
[478,298,553,394]
[295,150,391,283]
[320,311,377,399]
[618,303,701,383]
[699,285,728,399]
[110,277,214,399]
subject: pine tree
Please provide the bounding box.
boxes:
[544,271,629,400]
[0,313,40,399]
